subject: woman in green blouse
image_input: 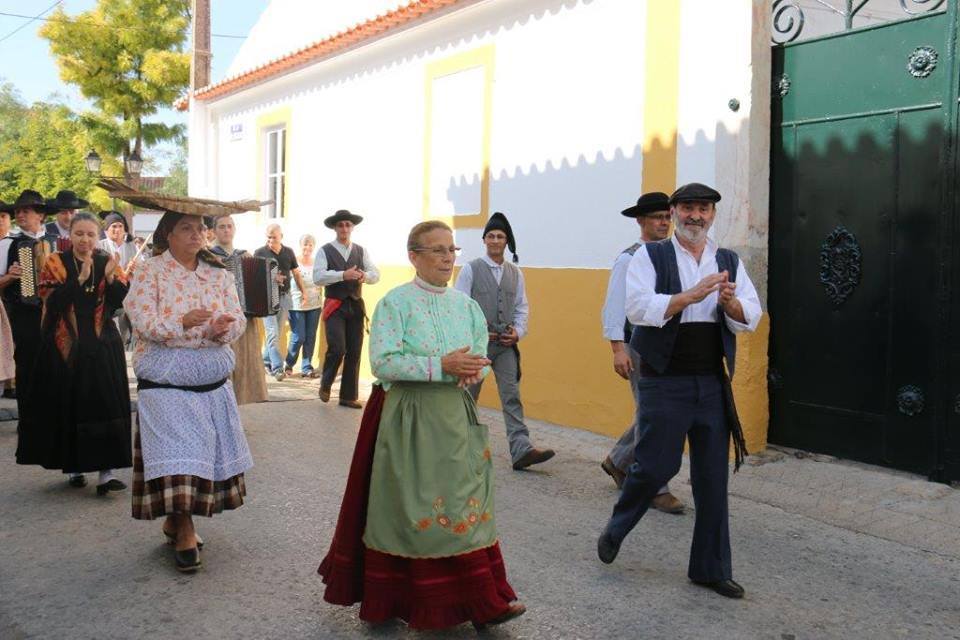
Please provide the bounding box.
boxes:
[318,220,526,631]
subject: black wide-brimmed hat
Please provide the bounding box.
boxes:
[669,183,722,205]
[2,190,50,214]
[46,189,89,211]
[621,192,670,218]
[324,209,363,229]
[483,211,519,263]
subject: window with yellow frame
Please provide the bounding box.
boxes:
[422,45,495,230]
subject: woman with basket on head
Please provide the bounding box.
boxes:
[14,212,132,494]
[118,187,255,573]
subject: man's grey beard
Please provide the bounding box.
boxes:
[673,213,710,244]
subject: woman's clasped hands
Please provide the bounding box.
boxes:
[441,346,490,388]
[181,308,236,341]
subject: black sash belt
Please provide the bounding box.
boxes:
[137,378,228,393]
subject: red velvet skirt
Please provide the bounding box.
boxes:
[318,385,517,630]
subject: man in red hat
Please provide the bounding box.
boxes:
[600,192,685,514]
[313,210,380,408]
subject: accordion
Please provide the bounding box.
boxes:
[16,241,44,304]
[223,254,280,317]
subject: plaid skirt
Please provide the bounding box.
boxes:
[131,426,246,520]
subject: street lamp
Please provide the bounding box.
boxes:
[125,150,143,177]
[85,149,143,179]
[84,149,102,174]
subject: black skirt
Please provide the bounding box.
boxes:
[15,255,132,473]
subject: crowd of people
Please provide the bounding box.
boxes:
[0,178,761,630]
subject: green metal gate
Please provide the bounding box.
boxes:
[768,2,960,482]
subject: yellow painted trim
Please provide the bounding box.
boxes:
[256,106,293,222]
[422,45,495,229]
[641,1,681,193]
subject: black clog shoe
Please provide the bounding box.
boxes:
[174,547,202,573]
[96,479,127,496]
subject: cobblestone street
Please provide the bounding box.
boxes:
[1,393,958,639]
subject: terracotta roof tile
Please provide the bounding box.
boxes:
[175,0,468,110]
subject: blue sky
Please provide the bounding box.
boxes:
[0,0,270,173]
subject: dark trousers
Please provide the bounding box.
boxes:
[320,298,364,401]
[6,303,41,418]
[605,374,732,582]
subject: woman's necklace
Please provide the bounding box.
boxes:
[73,254,96,294]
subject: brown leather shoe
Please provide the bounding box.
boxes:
[512,448,555,470]
[339,399,364,409]
[319,387,331,402]
[652,492,685,514]
[473,603,527,629]
[601,456,625,489]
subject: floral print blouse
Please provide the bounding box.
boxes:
[369,277,489,390]
[124,250,246,366]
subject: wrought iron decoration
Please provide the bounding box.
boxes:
[776,74,792,98]
[819,226,862,306]
[907,46,938,78]
[771,0,947,44]
[896,385,924,416]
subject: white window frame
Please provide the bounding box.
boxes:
[265,126,286,218]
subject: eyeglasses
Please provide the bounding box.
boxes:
[412,245,461,256]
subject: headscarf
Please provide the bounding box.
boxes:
[152,211,224,268]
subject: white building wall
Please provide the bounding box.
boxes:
[189,0,766,282]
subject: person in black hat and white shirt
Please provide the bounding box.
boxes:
[0,191,57,463]
[45,190,89,239]
[597,182,761,600]
[600,192,685,514]
[313,210,379,408]
[97,211,138,266]
[454,212,555,471]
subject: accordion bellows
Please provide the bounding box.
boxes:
[223,254,280,318]
[17,242,43,303]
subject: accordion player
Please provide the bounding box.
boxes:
[223,254,281,317]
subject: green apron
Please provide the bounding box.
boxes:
[363,382,497,558]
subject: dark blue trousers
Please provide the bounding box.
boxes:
[605,374,732,582]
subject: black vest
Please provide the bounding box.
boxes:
[322,243,364,301]
[2,233,55,306]
[628,239,740,377]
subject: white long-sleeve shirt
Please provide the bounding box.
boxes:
[601,242,641,341]
[453,255,529,339]
[625,234,761,333]
[312,241,380,286]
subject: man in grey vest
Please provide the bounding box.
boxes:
[313,209,380,409]
[600,192,685,514]
[454,212,555,471]
[597,183,762,600]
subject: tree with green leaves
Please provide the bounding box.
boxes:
[40,0,190,174]
[0,83,116,209]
